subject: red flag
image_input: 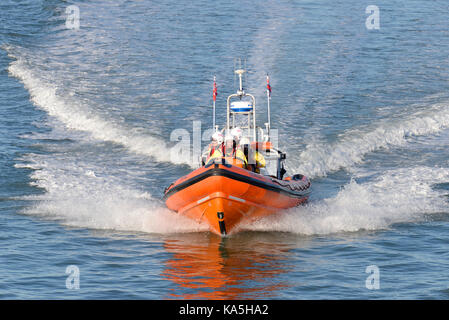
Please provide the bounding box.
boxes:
[266,75,271,98]
[213,76,217,102]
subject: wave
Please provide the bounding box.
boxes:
[243,166,449,235]
[15,157,449,236]
[6,47,195,167]
[15,154,207,234]
[288,103,449,178]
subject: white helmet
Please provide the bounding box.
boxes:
[212,132,223,144]
[231,127,243,141]
[224,133,234,142]
[240,137,250,145]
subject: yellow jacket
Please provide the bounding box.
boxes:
[254,151,266,168]
[207,147,248,168]
[205,147,224,165]
[233,149,248,167]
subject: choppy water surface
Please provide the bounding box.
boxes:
[1,0,449,299]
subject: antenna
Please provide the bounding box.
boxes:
[233,59,237,91]
[234,68,245,95]
[243,58,247,89]
[266,74,271,139]
[234,58,244,92]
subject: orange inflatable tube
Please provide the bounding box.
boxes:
[164,162,311,236]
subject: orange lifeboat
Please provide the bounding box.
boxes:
[164,161,310,236]
[163,67,311,236]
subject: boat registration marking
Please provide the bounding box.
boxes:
[229,195,246,203]
[197,195,210,204]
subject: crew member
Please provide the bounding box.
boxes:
[224,133,247,168]
[253,148,266,173]
[239,137,266,173]
[231,127,243,146]
[203,132,224,165]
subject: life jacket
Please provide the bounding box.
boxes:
[254,151,266,167]
[205,144,225,165]
[241,145,265,173]
[224,146,247,168]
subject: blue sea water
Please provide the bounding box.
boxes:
[1,0,449,299]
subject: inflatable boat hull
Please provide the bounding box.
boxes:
[163,163,311,236]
